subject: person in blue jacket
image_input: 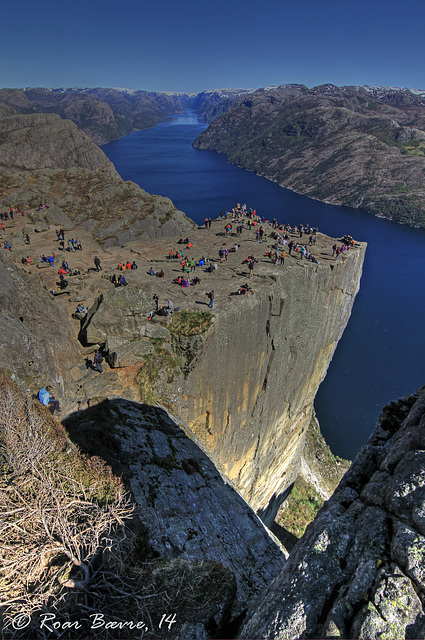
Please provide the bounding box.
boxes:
[38,385,61,414]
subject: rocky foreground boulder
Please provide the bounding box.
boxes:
[62,398,286,638]
[239,386,425,639]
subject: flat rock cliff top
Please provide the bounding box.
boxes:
[0,208,365,411]
[0,204,365,529]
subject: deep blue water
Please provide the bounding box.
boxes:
[102,111,425,460]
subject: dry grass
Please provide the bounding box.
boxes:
[0,371,235,638]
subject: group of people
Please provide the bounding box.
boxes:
[150,296,177,318]
[111,274,128,287]
[1,207,25,221]
[148,266,165,278]
[118,260,138,270]
[173,275,201,287]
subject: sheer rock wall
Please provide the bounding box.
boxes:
[162,247,366,523]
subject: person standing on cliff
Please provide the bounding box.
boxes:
[207,290,215,308]
[93,350,104,373]
[94,256,102,272]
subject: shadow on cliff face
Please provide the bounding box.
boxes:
[61,398,286,639]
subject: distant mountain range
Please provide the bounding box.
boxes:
[193,84,425,227]
[3,83,425,226]
[0,87,251,145]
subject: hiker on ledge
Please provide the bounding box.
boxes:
[94,351,104,373]
[94,256,102,271]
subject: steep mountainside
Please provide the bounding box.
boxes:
[0,103,195,245]
[240,386,425,639]
[0,87,192,144]
[190,88,254,122]
[0,87,252,144]
[193,84,425,227]
[0,109,117,175]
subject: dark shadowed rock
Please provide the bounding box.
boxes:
[62,398,287,633]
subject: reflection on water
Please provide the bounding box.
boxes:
[160,111,202,126]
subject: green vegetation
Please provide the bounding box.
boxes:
[137,340,179,405]
[377,135,425,156]
[276,477,324,538]
[169,311,213,336]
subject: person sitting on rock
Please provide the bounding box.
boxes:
[126,261,132,270]
[38,385,61,415]
[117,274,128,286]
[131,261,138,269]
[148,266,156,276]
[156,269,165,278]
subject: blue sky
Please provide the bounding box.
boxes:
[2,0,425,93]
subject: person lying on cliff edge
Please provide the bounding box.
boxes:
[38,386,61,415]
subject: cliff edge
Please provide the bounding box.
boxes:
[77,220,366,523]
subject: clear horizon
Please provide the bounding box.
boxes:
[3,0,424,94]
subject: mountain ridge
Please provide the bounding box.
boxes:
[193,83,425,227]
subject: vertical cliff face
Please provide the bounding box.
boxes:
[164,246,366,522]
[78,233,365,522]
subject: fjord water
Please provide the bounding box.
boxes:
[102,111,425,460]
